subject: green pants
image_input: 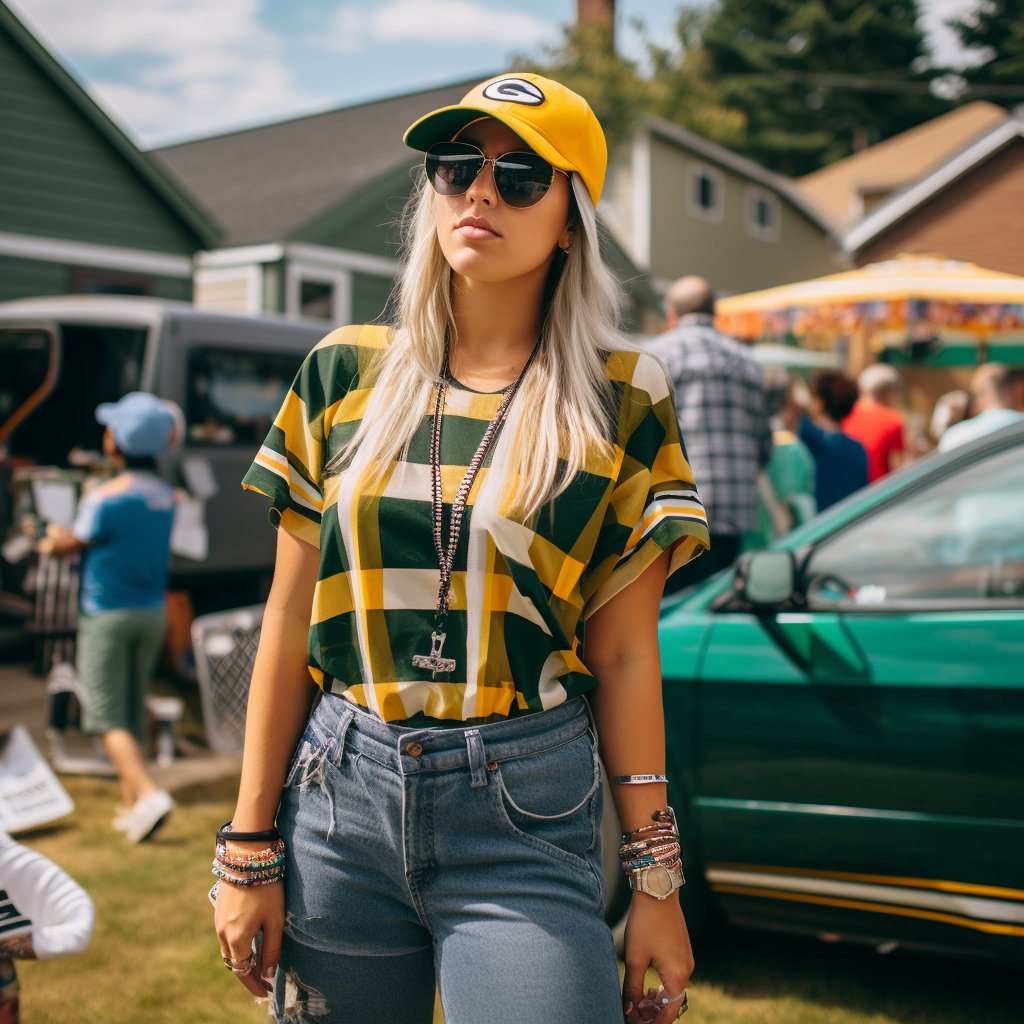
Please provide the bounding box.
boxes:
[76,607,166,743]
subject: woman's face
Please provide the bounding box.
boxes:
[433,117,573,285]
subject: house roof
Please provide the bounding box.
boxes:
[843,117,1024,254]
[0,1,218,249]
[151,78,481,247]
[798,101,1010,228]
[643,115,835,238]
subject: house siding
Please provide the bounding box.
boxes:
[648,135,835,294]
[0,22,196,256]
[351,271,394,325]
[0,253,67,302]
[855,139,1024,276]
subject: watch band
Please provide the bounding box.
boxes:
[627,863,685,900]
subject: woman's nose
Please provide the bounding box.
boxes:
[464,161,497,206]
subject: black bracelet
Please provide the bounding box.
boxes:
[216,821,281,844]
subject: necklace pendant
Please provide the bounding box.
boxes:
[412,631,456,678]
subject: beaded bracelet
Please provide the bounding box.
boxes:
[212,862,284,887]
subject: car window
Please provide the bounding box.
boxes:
[186,348,303,446]
[804,442,1024,610]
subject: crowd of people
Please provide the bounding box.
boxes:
[651,274,1024,591]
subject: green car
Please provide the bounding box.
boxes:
[657,421,1024,964]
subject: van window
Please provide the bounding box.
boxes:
[805,442,1024,608]
[0,328,55,442]
[2,324,147,465]
[186,348,303,446]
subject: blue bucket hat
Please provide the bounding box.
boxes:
[95,392,174,457]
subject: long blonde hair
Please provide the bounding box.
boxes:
[332,171,632,519]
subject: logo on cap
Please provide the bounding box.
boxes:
[483,78,545,106]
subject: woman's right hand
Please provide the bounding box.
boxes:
[214,866,285,997]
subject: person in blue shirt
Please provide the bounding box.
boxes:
[795,371,869,511]
[38,393,177,844]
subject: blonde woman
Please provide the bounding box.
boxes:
[214,74,709,1024]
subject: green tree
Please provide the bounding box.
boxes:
[516,17,745,156]
[950,0,1024,84]
[514,23,653,154]
[699,0,948,175]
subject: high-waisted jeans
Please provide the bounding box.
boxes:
[272,693,623,1024]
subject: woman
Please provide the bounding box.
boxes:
[214,74,709,1024]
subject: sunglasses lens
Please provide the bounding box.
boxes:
[425,144,485,197]
[494,153,553,208]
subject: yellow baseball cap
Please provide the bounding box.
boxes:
[404,73,607,208]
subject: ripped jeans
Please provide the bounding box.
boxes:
[273,694,622,1024]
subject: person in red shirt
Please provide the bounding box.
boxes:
[842,363,906,481]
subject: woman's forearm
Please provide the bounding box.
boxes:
[585,549,672,834]
[230,528,320,832]
[590,648,669,834]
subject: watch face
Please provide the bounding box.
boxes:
[648,866,672,897]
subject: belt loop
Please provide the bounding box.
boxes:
[465,729,488,788]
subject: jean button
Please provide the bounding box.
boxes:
[406,742,423,756]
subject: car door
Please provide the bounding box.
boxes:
[696,435,1024,958]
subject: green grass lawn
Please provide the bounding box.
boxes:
[13,774,1021,1023]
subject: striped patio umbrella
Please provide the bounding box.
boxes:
[715,255,1024,367]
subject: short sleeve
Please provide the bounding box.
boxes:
[72,490,105,545]
[241,329,361,549]
[580,355,710,617]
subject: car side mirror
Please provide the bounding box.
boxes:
[742,550,796,607]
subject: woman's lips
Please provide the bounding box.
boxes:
[457,217,500,240]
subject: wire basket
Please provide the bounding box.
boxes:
[191,604,264,756]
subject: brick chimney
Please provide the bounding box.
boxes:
[577,0,615,43]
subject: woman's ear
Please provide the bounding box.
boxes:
[557,220,574,253]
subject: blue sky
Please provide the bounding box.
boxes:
[9,0,976,149]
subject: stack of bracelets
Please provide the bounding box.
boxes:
[212,822,285,889]
[619,808,682,878]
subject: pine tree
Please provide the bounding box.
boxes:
[950,0,1024,84]
[699,0,948,175]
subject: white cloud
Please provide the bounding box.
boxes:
[919,0,989,68]
[329,0,557,52]
[8,0,325,145]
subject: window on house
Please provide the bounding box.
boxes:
[686,163,724,223]
[71,267,154,296]
[300,280,334,321]
[744,186,781,242]
[186,348,303,446]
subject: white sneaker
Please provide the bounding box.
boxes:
[124,789,174,844]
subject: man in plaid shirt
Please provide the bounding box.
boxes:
[648,277,772,593]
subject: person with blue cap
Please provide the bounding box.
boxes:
[37,393,177,844]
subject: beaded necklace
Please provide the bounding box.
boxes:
[411,341,538,677]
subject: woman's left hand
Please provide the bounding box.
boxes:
[621,892,694,1023]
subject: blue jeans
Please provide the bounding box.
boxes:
[273,694,623,1024]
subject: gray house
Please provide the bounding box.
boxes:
[152,81,661,333]
[600,116,842,297]
[0,1,216,303]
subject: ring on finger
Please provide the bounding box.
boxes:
[222,951,257,975]
[673,991,689,1019]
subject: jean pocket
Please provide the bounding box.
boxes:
[282,701,353,789]
[493,732,601,872]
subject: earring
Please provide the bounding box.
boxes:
[561,242,571,255]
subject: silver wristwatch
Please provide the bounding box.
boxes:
[627,863,685,900]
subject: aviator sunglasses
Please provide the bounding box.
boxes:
[424,142,567,209]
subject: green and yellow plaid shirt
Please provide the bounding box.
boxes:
[242,325,709,723]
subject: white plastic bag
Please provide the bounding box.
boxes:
[0,834,94,959]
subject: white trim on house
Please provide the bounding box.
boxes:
[687,161,725,224]
[644,115,837,236]
[843,118,1024,254]
[285,262,353,326]
[631,129,652,269]
[0,230,193,277]
[194,242,401,278]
